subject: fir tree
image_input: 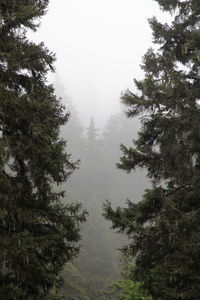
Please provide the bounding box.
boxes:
[0,1,86,299]
[104,1,200,300]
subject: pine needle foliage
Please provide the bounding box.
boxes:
[0,1,86,299]
[104,1,200,299]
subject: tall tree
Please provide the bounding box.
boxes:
[73,118,118,299]
[104,1,200,300]
[0,1,86,299]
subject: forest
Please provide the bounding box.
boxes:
[0,0,200,300]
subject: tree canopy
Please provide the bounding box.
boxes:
[104,1,200,299]
[0,1,86,299]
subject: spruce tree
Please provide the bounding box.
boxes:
[0,1,86,299]
[104,1,200,300]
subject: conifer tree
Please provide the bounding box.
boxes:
[0,1,86,299]
[104,1,200,300]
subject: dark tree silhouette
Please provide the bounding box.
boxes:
[104,1,200,299]
[0,2,86,299]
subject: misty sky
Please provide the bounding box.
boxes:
[33,0,170,128]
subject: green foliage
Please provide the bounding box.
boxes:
[104,1,200,300]
[100,280,152,300]
[122,280,152,300]
[0,1,86,299]
[46,263,90,300]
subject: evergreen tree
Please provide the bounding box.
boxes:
[100,280,152,300]
[104,1,200,300]
[0,1,86,299]
[47,263,90,300]
[73,118,118,299]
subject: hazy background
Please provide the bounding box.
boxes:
[32,0,169,128]
[29,2,171,298]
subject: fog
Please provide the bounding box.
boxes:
[32,0,170,128]
[29,6,171,294]
[3,2,176,299]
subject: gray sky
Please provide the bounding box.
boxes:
[33,0,169,128]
